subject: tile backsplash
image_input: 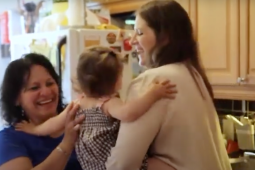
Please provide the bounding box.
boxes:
[215,99,255,116]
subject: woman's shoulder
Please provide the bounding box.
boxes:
[0,126,29,151]
[145,63,187,77]
[0,125,33,139]
[132,63,188,85]
[0,126,18,139]
[0,126,28,166]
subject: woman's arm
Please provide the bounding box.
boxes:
[106,99,169,170]
[1,102,84,170]
[0,142,72,170]
[106,80,175,122]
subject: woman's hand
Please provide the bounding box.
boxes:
[59,102,85,153]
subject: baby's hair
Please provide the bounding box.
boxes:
[76,46,123,98]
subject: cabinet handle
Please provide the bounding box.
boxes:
[237,77,246,84]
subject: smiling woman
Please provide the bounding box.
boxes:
[0,53,83,170]
[0,53,64,125]
[106,1,231,170]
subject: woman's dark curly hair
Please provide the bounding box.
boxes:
[0,53,65,125]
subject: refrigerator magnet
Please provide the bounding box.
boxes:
[106,33,117,44]
[110,46,121,53]
[84,35,101,47]
[117,29,125,40]
[123,38,132,51]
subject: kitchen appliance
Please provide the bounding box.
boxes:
[235,116,255,150]
[10,29,141,103]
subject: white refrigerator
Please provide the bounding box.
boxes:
[10,29,143,103]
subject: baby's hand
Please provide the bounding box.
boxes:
[149,80,177,99]
[15,120,38,135]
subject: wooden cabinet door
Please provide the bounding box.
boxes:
[176,0,197,34]
[240,0,255,85]
[195,0,239,85]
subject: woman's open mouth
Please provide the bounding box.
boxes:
[37,99,54,106]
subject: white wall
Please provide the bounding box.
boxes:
[0,1,33,128]
[0,57,10,129]
[0,0,42,13]
[0,1,15,128]
[0,1,18,13]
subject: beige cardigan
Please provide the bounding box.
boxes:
[106,63,232,170]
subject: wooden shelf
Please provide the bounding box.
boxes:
[213,85,255,101]
[87,0,148,14]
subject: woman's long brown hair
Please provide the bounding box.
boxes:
[137,0,214,100]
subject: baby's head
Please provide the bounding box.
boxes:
[77,46,123,98]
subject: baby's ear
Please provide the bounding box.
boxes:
[71,76,82,94]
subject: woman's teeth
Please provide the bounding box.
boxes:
[38,99,53,105]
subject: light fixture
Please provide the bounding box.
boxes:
[125,20,135,25]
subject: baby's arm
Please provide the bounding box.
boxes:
[15,111,66,136]
[105,80,176,122]
[15,103,73,136]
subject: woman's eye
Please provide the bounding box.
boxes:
[136,29,143,36]
[46,82,55,87]
[30,86,39,90]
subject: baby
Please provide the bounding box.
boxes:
[16,46,176,170]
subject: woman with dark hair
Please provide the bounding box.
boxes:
[0,53,83,170]
[106,1,231,170]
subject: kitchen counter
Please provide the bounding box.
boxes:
[229,157,245,164]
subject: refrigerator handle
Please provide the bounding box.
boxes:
[57,36,67,87]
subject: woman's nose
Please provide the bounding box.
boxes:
[129,34,137,46]
[40,86,51,96]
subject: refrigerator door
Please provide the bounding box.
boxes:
[78,29,135,100]
[60,29,81,103]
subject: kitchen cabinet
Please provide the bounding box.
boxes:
[195,0,239,86]
[240,0,255,85]
[185,0,255,100]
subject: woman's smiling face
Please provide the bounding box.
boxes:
[130,14,156,67]
[17,65,59,124]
